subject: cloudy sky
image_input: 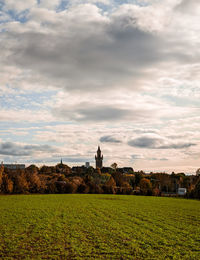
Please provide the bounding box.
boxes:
[0,0,200,173]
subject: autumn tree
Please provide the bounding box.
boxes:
[47,181,58,194]
[106,176,116,187]
[134,172,143,186]
[3,175,13,193]
[139,178,152,195]
[56,163,71,175]
[40,165,56,175]
[102,176,116,194]
[14,171,29,194]
[26,172,45,193]
[112,172,125,187]
[26,164,39,174]
[65,180,78,193]
[0,163,4,192]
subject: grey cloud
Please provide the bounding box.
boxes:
[53,104,153,122]
[0,142,57,156]
[77,106,131,121]
[128,136,196,149]
[100,135,122,143]
[159,143,195,149]
[2,6,163,92]
[0,2,198,97]
[166,134,187,140]
[128,136,159,148]
[131,154,143,160]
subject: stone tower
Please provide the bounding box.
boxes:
[95,146,103,169]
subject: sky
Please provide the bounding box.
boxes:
[0,0,200,173]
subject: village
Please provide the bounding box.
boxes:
[1,146,200,198]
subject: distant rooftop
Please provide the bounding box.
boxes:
[3,164,25,170]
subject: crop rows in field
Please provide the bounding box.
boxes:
[0,194,199,259]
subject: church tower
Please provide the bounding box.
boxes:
[95,146,103,169]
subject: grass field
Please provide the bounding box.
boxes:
[0,194,199,259]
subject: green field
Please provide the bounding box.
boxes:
[0,195,199,259]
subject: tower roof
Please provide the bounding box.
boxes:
[95,146,103,169]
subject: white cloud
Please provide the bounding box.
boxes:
[0,141,58,156]
[3,0,36,12]
[0,109,53,122]
[68,0,110,6]
[39,0,61,10]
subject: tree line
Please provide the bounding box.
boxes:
[0,163,200,199]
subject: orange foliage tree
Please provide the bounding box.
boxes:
[14,171,29,194]
[139,178,152,195]
[3,175,13,193]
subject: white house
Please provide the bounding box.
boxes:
[178,188,187,196]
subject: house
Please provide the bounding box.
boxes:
[178,188,187,196]
[3,164,25,170]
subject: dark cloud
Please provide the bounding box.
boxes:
[128,136,196,149]
[53,103,153,122]
[54,105,130,122]
[128,136,159,148]
[77,106,131,121]
[100,135,122,143]
[0,142,56,156]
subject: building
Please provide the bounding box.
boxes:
[118,167,134,174]
[3,164,25,170]
[178,188,187,196]
[85,162,90,168]
[95,146,103,169]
